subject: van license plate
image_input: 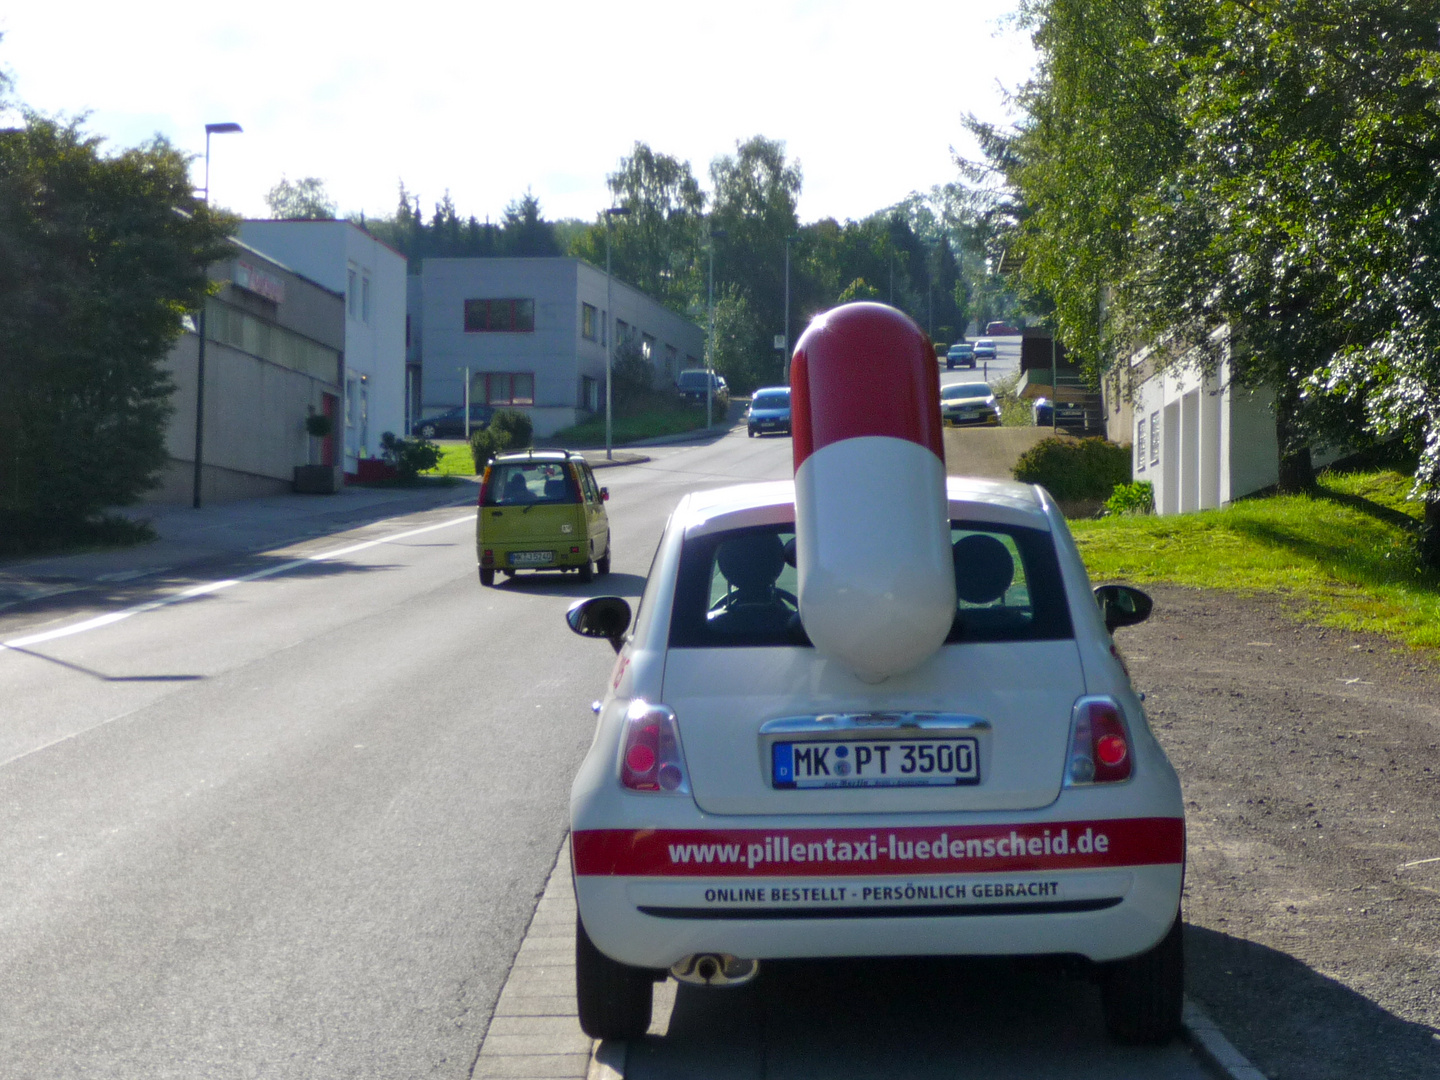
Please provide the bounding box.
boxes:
[509,550,554,565]
[773,738,979,789]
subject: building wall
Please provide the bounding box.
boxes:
[417,257,705,437]
[1131,333,1282,515]
[239,221,408,469]
[152,241,345,503]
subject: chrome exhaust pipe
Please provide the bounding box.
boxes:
[670,953,759,987]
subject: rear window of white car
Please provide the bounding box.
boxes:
[668,521,1073,648]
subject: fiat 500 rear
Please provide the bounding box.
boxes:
[563,304,1185,1047]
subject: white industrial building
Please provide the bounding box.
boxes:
[240,220,408,474]
[1122,329,1341,515]
[413,257,705,438]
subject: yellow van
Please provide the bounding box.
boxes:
[476,450,612,586]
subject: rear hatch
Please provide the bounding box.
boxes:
[664,640,1083,816]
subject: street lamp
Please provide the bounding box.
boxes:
[783,233,799,381]
[192,121,242,509]
[604,206,630,460]
[706,228,728,429]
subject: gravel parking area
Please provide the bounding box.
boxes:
[1124,586,1440,1079]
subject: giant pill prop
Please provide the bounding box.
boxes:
[790,302,955,681]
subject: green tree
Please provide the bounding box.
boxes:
[265,175,338,219]
[709,284,772,394]
[569,143,707,316]
[0,114,235,547]
[709,136,802,354]
[499,190,562,256]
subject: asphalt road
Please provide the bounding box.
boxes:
[1,422,1218,1079]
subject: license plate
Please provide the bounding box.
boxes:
[772,738,979,789]
[509,550,554,565]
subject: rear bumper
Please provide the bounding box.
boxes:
[478,543,592,569]
[572,814,1185,968]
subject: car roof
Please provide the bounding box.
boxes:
[492,448,580,464]
[752,386,790,395]
[678,477,1051,539]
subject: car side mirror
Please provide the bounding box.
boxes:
[600,487,609,501]
[566,596,631,652]
[1093,584,1153,633]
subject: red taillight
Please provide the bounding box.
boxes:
[1065,698,1133,785]
[619,701,689,794]
[481,549,494,566]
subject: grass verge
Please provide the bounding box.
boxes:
[549,405,711,446]
[425,443,479,476]
[1070,468,1440,650]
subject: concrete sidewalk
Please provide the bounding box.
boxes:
[0,481,485,613]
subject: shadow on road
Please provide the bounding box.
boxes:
[487,571,648,600]
[627,954,1206,1080]
[1186,925,1440,1080]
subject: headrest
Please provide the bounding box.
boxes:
[953,534,1014,605]
[716,532,786,593]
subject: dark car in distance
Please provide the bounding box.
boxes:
[413,404,495,439]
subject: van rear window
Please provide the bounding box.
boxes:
[483,462,578,506]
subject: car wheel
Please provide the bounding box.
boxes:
[575,918,653,1041]
[596,543,611,576]
[420,423,437,438]
[748,427,755,437]
[1100,914,1183,1045]
[578,557,594,584]
[479,568,495,586]
[946,361,954,370]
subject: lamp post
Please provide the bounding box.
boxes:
[604,206,630,460]
[192,121,242,509]
[783,233,798,381]
[706,228,728,429]
[458,366,472,440]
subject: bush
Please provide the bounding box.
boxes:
[469,409,534,472]
[379,431,442,481]
[1104,480,1156,516]
[1012,437,1132,501]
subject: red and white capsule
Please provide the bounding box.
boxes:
[790,302,955,681]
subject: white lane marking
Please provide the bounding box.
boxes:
[1,514,475,651]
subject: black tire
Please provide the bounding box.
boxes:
[1100,915,1184,1045]
[578,557,594,584]
[596,544,611,576]
[748,427,756,437]
[479,567,495,586]
[575,918,653,1040]
[946,360,955,370]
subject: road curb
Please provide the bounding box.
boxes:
[1183,998,1267,1080]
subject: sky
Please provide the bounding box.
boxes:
[0,0,1034,227]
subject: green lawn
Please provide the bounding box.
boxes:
[425,443,479,476]
[549,406,711,446]
[1070,469,1440,649]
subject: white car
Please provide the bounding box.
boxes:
[566,477,1183,1042]
[564,302,1184,1047]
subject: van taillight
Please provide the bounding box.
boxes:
[1064,697,1133,785]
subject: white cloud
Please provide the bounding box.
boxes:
[1,0,1032,224]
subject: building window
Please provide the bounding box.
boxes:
[481,372,535,405]
[1149,411,1161,466]
[464,298,536,333]
[580,375,599,411]
[1135,419,1147,472]
[641,333,655,361]
[665,344,678,379]
[615,318,629,346]
[361,275,372,323]
[347,269,358,318]
[581,303,598,341]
